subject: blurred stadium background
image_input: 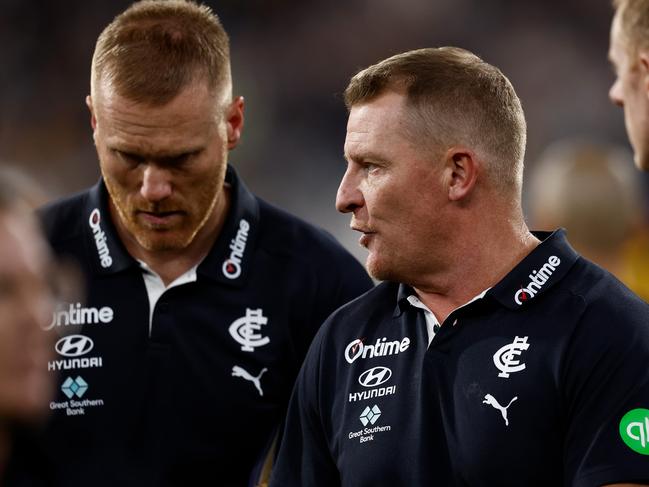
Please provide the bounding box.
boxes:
[2,0,648,267]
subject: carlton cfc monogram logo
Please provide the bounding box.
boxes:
[493,336,530,378]
[229,308,270,352]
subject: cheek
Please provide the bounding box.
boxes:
[102,161,140,198]
[99,153,122,182]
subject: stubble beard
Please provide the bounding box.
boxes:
[105,177,219,253]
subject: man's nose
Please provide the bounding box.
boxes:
[335,168,364,214]
[140,165,172,202]
[609,78,624,107]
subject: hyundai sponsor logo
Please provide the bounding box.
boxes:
[348,386,397,403]
[55,335,94,357]
[358,366,392,388]
[48,357,103,371]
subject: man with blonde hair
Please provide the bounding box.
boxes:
[609,0,649,171]
[270,47,649,486]
[11,1,372,486]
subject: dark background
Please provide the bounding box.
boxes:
[2,0,647,261]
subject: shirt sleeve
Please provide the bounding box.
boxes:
[316,247,373,323]
[564,292,649,487]
[269,327,341,487]
[293,245,372,362]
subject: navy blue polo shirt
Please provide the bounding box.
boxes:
[271,230,649,487]
[24,165,373,487]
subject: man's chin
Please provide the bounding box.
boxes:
[366,255,397,282]
[635,152,649,172]
[134,231,192,252]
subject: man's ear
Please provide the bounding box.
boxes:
[443,147,480,201]
[86,95,97,131]
[226,96,245,150]
[640,51,649,97]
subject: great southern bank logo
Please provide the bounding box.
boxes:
[222,219,250,279]
[89,209,113,268]
[514,255,561,305]
[359,405,381,426]
[61,376,88,399]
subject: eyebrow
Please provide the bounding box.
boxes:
[343,151,391,165]
[111,146,202,161]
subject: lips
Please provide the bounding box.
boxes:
[137,210,184,227]
[357,231,376,249]
[349,222,374,247]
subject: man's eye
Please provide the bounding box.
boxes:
[156,152,198,168]
[364,163,380,174]
[115,151,144,165]
[171,154,191,166]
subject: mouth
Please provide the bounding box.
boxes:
[136,210,184,227]
[353,229,376,248]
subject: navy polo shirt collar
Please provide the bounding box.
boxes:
[197,164,259,287]
[488,229,579,309]
[83,180,137,275]
[394,283,414,317]
[393,229,579,316]
[82,164,260,286]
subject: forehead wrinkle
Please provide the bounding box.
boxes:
[94,76,222,131]
[99,101,217,131]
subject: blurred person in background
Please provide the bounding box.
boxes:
[8,1,373,486]
[609,0,649,171]
[270,47,649,487]
[0,167,56,485]
[528,139,649,300]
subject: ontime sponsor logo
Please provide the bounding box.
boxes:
[89,209,113,268]
[44,303,114,331]
[344,336,410,364]
[222,219,250,279]
[514,255,561,305]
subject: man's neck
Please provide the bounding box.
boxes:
[412,219,540,324]
[115,187,231,286]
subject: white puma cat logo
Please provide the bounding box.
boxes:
[232,365,268,396]
[483,393,518,426]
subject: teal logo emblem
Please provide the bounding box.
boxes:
[619,408,649,455]
[61,376,88,399]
